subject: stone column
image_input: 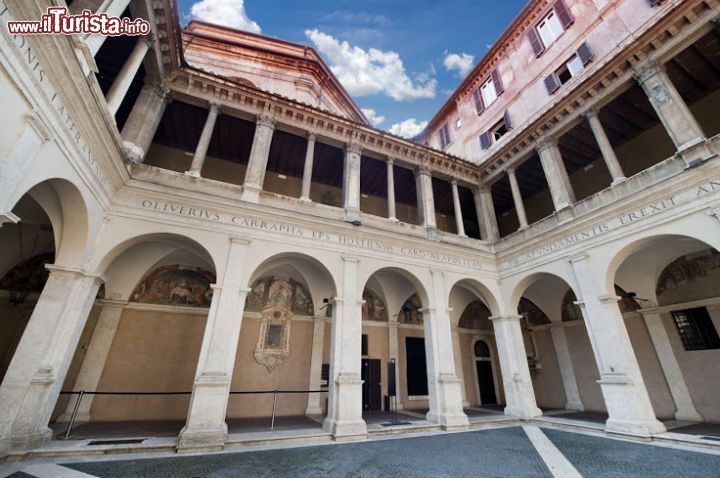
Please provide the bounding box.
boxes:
[640,311,702,421]
[489,316,542,419]
[537,140,575,211]
[451,326,469,407]
[72,0,132,56]
[105,36,152,116]
[122,83,170,163]
[299,132,316,202]
[241,114,276,203]
[635,61,705,154]
[305,317,326,416]
[57,300,127,423]
[507,168,528,229]
[473,185,499,242]
[584,109,626,185]
[185,103,220,177]
[451,180,466,237]
[178,239,251,452]
[568,254,665,436]
[549,324,583,411]
[323,256,366,439]
[0,113,51,222]
[415,167,437,238]
[343,143,362,223]
[386,158,397,221]
[387,321,402,410]
[423,270,469,429]
[0,266,104,451]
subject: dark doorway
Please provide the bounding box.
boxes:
[362,359,382,411]
[475,361,497,405]
[405,337,428,396]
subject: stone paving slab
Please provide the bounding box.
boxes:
[542,428,720,478]
[64,427,552,478]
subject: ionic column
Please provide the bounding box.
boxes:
[0,113,51,223]
[415,167,437,238]
[57,300,127,423]
[122,83,170,163]
[71,0,132,56]
[105,35,152,117]
[451,180,466,237]
[387,321,402,410]
[386,158,397,221]
[537,140,575,211]
[305,317,326,416]
[549,324,583,411]
[299,132,316,202]
[473,185,499,242]
[343,143,362,223]
[635,61,705,153]
[489,316,542,419]
[185,103,220,177]
[178,239,251,452]
[0,266,105,451]
[451,326,469,407]
[506,168,528,229]
[423,270,469,429]
[323,256,366,438]
[584,108,626,185]
[639,311,702,421]
[241,113,276,203]
[568,254,665,436]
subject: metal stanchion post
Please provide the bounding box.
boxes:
[64,390,85,440]
[270,390,278,430]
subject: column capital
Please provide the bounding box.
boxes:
[415,166,432,177]
[567,253,589,264]
[505,166,516,175]
[143,33,156,48]
[208,102,221,114]
[346,142,363,156]
[474,183,490,195]
[342,255,359,263]
[45,264,108,283]
[583,107,599,120]
[536,137,557,153]
[256,113,275,129]
[632,60,663,84]
[306,131,317,142]
[386,157,395,166]
[450,178,459,187]
[229,237,251,246]
[706,205,720,225]
[98,298,129,308]
[488,315,524,322]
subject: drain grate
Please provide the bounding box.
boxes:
[87,439,146,446]
[701,436,720,442]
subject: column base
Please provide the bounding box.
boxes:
[426,226,438,240]
[7,426,52,451]
[564,401,584,412]
[241,184,262,203]
[322,417,367,440]
[176,424,228,453]
[426,411,469,430]
[610,177,627,186]
[605,418,666,437]
[674,410,703,422]
[299,196,312,203]
[388,216,399,222]
[503,405,542,420]
[122,141,145,164]
[344,208,361,224]
[305,406,323,416]
[184,170,201,178]
[680,139,716,167]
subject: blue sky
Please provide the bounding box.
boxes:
[178,0,527,136]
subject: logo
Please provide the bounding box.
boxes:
[7,7,150,36]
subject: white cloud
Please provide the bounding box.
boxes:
[190,0,261,33]
[305,29,436,102]
[361,108,385,127]
[443,52,474,78]
[388,118,428,138]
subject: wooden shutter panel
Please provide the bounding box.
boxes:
[491,69,504,96]
[503,110,512,130]
[473,88,485,115]
[554,0,574,29]
[544,73,561,94]
[479,132,491,150]
[527,28,545,57]
[577,41,594,65]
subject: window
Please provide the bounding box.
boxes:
[646,0,663,6]
[671,307,720,351]
[439,122,451,149]
[479,110,512,150]
[454,118,462,130]
[544,41,594,94]
[528,0,574,57]
[472,68,504,115]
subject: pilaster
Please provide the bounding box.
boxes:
[549,324,583,411]
[305,317,326,416]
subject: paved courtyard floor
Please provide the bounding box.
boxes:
[2,425,720,478]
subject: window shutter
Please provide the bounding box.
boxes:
[479,132,492,150]
[645,0,662,5]
[473,88,485,115]
[577,41,594,65]
[527,28,545,57]
[554,0,574,29]
[491,69,504,96]
[544,73,561,94]
[503,110,512,130]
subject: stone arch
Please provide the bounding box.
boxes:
[447,277,501,319]
[358,264,431,312]
[509,270,580,320]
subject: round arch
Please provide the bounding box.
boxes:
[508,270,580,317]
[358,264,431,310]
[447,277,502,319]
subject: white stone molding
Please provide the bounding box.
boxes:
[548,324,584,411]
